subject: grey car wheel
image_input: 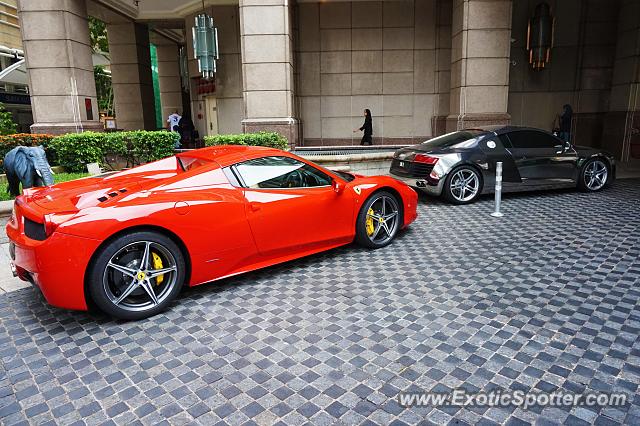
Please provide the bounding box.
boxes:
[579,158,609,192]
[443,166,483,204]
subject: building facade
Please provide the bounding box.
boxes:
[15,0,640,162]
[0,0,32,131]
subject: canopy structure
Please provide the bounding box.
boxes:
[0,52,111,88]
[0,59,28,86]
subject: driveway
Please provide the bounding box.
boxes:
[0,180,639,425]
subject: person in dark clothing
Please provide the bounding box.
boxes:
[354,109,373,145]
[557,104,573,142]
[177,116,195,148]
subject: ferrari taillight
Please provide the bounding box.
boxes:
[414,154,439,165]
[43,213,75,237]
[43,214,58,237]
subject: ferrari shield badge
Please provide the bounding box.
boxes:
[353,186,362,195]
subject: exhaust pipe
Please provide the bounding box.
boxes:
[416,180,427,188]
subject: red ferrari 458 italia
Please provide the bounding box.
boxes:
[7,146,418,319]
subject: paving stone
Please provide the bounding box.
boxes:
[0,181,639,424]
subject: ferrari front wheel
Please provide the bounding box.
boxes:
[355,191,401,249]
[88,231,186,320]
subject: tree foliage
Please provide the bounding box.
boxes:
[0,103,18,136]
[89,17,109,53]
[88,17,113,116]
[94,66,114,116]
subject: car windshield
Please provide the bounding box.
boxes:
[420,130,485,148]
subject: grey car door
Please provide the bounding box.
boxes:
[505,130,576,183]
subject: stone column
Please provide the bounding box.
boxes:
[432,0,453,136]
[239,0,298,146]
[603,0,640,161]
[107,22,156,130]
[18,0,101,134]
[446,0,512,132]
[152,35,184,128]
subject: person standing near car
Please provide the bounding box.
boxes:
[556,104,573,142]
[167,110,181,133]
[354,109,373,145]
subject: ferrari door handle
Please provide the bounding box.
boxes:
[249,202,261,212]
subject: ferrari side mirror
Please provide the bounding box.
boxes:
[332,179,344,194]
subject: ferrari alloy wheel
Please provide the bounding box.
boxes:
[355,191,401,249]
[443,166,482,204]
[88,231,185,320]
[579,158,609,192]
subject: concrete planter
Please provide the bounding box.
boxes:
[297,151,395,176]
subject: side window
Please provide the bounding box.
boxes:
[507,131,559,149]
[498,134,512,148]
[234,156,332,189]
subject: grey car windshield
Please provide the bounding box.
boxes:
[421,130,485,148]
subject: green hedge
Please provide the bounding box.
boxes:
[49,131,179,172]
[204,132,289,150]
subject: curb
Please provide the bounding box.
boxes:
[0,200,13,217]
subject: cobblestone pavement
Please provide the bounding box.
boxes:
[0,215,30,294]
[0,180,639,425]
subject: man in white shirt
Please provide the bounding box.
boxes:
[167,111,181,133]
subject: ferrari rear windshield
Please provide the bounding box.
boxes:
[421,130,485,149]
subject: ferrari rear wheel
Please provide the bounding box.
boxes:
[578,158,609,192]
[355,191,401,249]
[88,231,185,320]
[443,166,483,204]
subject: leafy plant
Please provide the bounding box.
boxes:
[49,132,104,172]
[125,131,178,164]
[0,103,18,136]
[47,131,179,172]
[94,66,114,116]
[204,132,289,150]
[89,17,109,53]
[89,17,113,116]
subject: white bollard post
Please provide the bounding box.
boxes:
[491,161,504,217]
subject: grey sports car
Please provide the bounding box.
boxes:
[389,126,616,204]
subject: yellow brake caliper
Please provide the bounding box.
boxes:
[151,252,164,285]
[366,207,375,236]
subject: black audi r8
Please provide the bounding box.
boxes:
[389,126,616,204]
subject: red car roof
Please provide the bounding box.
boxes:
[176,145,291,168]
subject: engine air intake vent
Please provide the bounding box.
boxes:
[24,217,47,241]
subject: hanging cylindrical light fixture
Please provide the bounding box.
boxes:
[526,2,554,71]
[192,12,219,79]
